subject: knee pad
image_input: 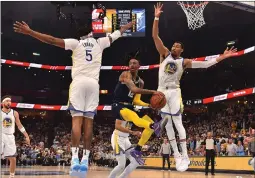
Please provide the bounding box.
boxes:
[172,115,186,139]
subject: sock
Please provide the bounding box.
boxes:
[170,140,180,156]
[180,141,188,156]
[137,128,154,146]
[10,173,15,178]
[82,149,90,160]
[71,147,79,159]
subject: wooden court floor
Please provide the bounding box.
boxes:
[1,166,254,178]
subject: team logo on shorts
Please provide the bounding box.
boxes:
[164,62,178,74]
[3,117,12,128]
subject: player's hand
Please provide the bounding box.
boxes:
[154,2,163,17]
[13,21,32,35]
[132,131,142,138]
[25,136,31,145]
[222,46,238,58]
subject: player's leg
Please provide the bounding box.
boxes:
[68,79,87,172]
[4,135,17,178]
[80,78,99,172]
[7,157,16,178]
[120,108,163,137]
[109,134,127,178]
[80,116,94,172]
[119,140,139,178]
[169,89,189,171]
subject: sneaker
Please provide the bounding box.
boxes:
[153,118,168,137]
[174,154,182,171]
[168,170,171,172]
[177,155,190,172]
[70,158,80,171]
[80,158,89,172]
[130,149,145,165]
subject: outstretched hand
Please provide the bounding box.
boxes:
[154,2,163,17]
[13,21,32,35]
[222,46,238,58]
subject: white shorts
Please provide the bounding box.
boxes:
[1,134,16,158]
[111,133,132,156]
[157,87,184,115]
[68,76,99,118]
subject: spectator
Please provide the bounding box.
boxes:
[159,138,171,171]
[226,139,237,156]
[236,141,245,156]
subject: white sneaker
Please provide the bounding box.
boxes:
[174,154,183,171]
[177,155,190,172]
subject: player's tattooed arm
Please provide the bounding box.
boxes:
[14,21,65,48]
[152,2,169,63]
[119,71,156,95]
[115,120,141,137]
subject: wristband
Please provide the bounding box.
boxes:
[154,17,159,21]
[19,127,26,133]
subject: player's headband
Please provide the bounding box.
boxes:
[2,97,11,103]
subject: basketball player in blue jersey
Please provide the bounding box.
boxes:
[1,95,30,178]
[112,58,165,166]
[14,20,134,176]
[153,2,238,172]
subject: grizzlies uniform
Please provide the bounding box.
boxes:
[1,109,16,157]
[64,37,110,118]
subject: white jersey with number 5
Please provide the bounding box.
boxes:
[64,37,110,81]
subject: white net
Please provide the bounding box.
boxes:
[178,1,209,30]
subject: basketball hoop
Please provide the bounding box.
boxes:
[178,1,209,30]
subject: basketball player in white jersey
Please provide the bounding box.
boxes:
[153,2,238,172]
[108,118,140,178]
[14,20,134,176]
[1,95,30,178]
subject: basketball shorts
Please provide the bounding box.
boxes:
[2,134,16,158]
[112,103,135,121]
[111,133,132,156]
[68,76,99,119]
[157,87,184,115]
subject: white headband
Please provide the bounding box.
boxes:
[2,97,11,103]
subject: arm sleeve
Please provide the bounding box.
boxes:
[191,58,218,68]
[63,39,79,51]
[133,94,150,107]
[97,37,111,50]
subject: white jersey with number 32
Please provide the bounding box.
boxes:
[64,37,110,81]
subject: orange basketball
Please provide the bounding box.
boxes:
[150,92,166,109]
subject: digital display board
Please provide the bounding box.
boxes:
[92,8,145,37]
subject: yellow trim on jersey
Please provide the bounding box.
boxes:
[114,132,120,155]
[178,89,184,114]
[67,82,73,107]
[133,94,149,107]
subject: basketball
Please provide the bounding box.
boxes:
[150,92,166,109]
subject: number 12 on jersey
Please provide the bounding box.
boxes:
[86,50,92,61]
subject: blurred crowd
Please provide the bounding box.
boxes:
[1,102,254,167]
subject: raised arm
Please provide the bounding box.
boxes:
[119,71,156,95]
[14,110,30,145]
[14,21,65,48]
[184,47,238,69]
[152,3,169,63]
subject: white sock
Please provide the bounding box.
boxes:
[180,141,188,157]
[10,173,15,178]
[71,147,79,159]
[82,149,90,160]
[170,140,180,156]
